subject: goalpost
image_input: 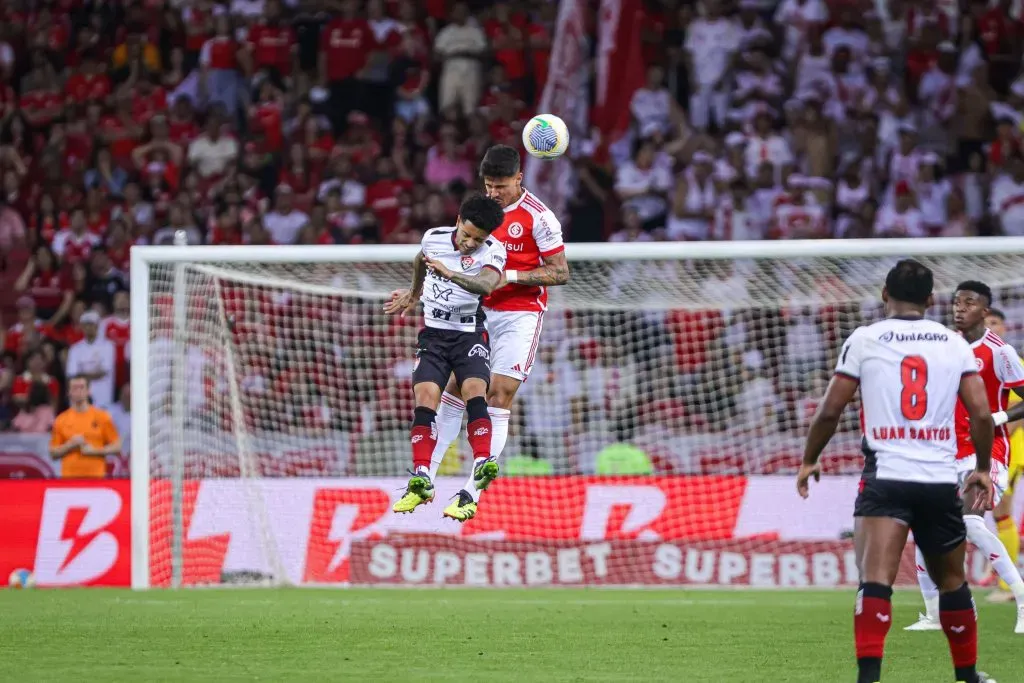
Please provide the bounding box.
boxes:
[129,237,1024,589]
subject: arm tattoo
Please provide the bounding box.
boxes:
[447,268,501,296]
[516,252,570,287]
[410,252,426,295]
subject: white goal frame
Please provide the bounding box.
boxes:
[128,236,1024,590]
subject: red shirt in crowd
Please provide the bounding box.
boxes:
[5,321,57,354]
[101,315,130,390]
[247,23,295,75]
[366,177,413,240]
[251,100,284,152]
[201,36,238,70]
[132,87,168,123]
[977,8,1017,55]
[24,268,71,311]
[65,72,111,105]
[321,18,373,82]
[485,19,527,80]
[11,372,60,403]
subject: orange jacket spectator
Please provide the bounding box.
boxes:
[49,376,121,478]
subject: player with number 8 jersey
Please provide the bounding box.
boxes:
[797,260,997,683]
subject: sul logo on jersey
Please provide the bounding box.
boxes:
[507,222,524,238]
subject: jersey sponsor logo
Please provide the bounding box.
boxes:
[878,330,948,343]
[494,254,506,267]
[431,283,453,301]
[468,344,490,360]
[411,434,423,444]
[505,242,525,252]
[461,256,474,270]
[473,427,489,436]
[507,222,524,238]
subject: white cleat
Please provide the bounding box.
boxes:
[904,613,942,631]
[1015,605,1024,634]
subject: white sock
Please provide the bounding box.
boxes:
[914,546,940,620]
[428,393,464,479]
[463,407,511,502]
[965,515,1024,606]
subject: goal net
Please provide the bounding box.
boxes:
[130,238,1024,589]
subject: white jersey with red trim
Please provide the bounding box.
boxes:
[835,317,977,484]
[483,190,564,312]
[954,329,1024,464]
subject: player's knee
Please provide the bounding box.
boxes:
[486,380,519,409]
[460,377,488,400]
[414,383,442,409]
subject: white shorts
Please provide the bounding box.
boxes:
[483,308,544,382]
[956,455,1010,507]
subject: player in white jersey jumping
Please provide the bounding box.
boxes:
[797,260,996,683]
[384,195,507,514]
[905,281,1024,634]
[419,145,570,522]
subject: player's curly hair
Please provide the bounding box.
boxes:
[955,280,993,306]
[885,259,933,306]
[480,145,521,179]
[459,194,505,234]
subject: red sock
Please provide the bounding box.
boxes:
[940,583,978,676]
[854,582,892,677]
[411,407,437,470]
[466,417,492,460]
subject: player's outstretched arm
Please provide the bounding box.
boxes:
[383,252,426,316]
[424,256,502,296]
[508,250,570,287]
[798,374,859,498]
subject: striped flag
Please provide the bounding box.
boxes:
[522,0,589,231]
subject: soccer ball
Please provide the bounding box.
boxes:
[8,568,35,589]
[522,114,570,159]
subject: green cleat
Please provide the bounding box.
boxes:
[443,490,477,522]
[392,474,435,514]
[472,456,499,491]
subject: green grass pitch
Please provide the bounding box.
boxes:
[0,588,1019,682]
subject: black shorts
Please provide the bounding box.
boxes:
[412,327,491,390]
[853,476,966,556]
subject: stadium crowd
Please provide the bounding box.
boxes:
[0,0,1023,476]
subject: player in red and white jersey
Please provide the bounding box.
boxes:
[906,280,1024,634]
[427,145,568,521]
[798,260,997,683]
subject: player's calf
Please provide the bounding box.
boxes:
[394,406,439,514]
[854,582,892,683]
[939,583,981,683]
[464,395,492,462]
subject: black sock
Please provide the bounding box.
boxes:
[857,658,881,683]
